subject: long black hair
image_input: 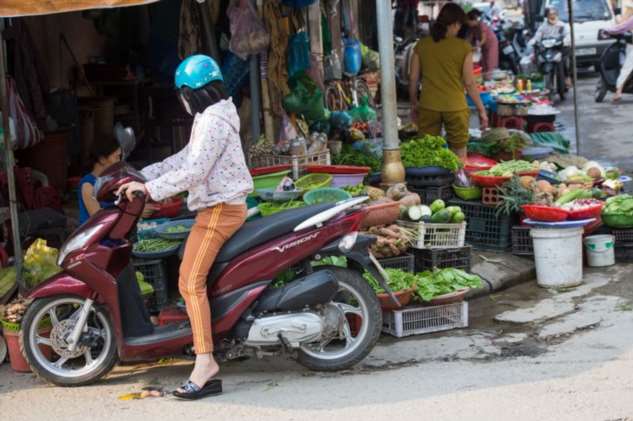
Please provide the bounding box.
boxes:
[178,80,229,115]
[431,3,467,42]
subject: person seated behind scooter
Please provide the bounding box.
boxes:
[78,136,122,224]
[531,8,572,87]
[604,1,633,102]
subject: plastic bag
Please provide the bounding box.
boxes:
[324,51,343,81]
[283,73,330,123]
[360,43,380,72]
[288,31,311,79]
[343,37,362,77]
[348,97,377,122]
[227,0,270,60]
[276,112,297,153]
[23,239,62,288]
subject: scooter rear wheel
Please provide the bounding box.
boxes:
[20,295,118,386]
[595,79,608,103]
[297,266,382,372]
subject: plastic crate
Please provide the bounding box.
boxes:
[413,246,472,272]
[611,229,633,246]
[615,245,633,263]
[410,185,454,204]
[133,259,169,310]
[448,198,512,251]
[511,226,534,256]
[250,151,331,179]
[378,253,415,273]
[397,220,466,249]
[481,187,501,206]
[405,170,454,188]
[382,301,469,338]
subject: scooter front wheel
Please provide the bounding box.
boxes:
[20,295,118,386]
[297,267,382,371]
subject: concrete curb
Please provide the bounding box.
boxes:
[466,250,536,299]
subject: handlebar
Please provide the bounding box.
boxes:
[114,189,146,206]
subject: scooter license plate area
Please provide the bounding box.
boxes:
[576,48,597,57]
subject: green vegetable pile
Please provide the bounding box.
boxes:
[602,194,633,228]
[400,135,460,171]
[363,267,481,301]
[258,200,305,217]
[478,160,537,177]
[414,268,482,301]
[134,238,181,253]
[165,224,189,234]
[333,144,382,172]
[342,184,365,197]
[363,269,416,294]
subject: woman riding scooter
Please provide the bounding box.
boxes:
[117,55,253,399]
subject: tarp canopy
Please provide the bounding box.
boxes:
[0,0,160,18]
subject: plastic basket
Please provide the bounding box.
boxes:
[295,173,333,192]
[250,151,331,179]
[452,185,482,201]
[133,259,169,310]
[413,246,472,272]
[410,185,454,204]
[611,229,633,246]
[481,187,501,206]
[511,226,533,256]
[405,168,455,188]
[378,253,415,273]
[615,244,633,263]
[397,220,466,249]
[448,198,512,251]
[303,188,351,205]
[252,170,292,192]
[382,301,469,338]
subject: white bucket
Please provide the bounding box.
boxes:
[530,227,584,288]
[584,235,615,267]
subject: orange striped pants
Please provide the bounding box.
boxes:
[179,203,246,354]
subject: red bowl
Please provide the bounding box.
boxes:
[306,165,371,174]
[521,204,569,222]
[567,203,604,220]
[471,173,511,187]
[517,170,540,177]
[249,165,292,177]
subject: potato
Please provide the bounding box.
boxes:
[366,186,385,201]
[587,167,602,179]
[536,180,554,194]
[520,176,535,189]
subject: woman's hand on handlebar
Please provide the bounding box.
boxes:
[116,181,148,203]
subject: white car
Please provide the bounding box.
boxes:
[540,0,616,69]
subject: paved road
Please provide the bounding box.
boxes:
[559,73,633,171]
[2,264,633,421]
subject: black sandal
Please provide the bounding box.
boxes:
[172,379,222,400]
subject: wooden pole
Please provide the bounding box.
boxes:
[308,1,325,90]
[0,19,24,291]
[257,0,275,142]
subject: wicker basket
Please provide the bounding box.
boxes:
[397,220,467,249]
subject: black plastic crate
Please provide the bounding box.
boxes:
[413,246,471,272]
[378,253,415,273]
[611,229,633,246]
[448,198,512,251]
[511,226,533,256]
[405,168,454,188]
[133,259,169,310]
[410,185,454,204]
[615,244,633,263]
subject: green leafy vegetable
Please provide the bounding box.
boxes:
[481,160,537,177]
[258,200,305,216]
[363,269,416,294]
[400,135,460,171]
[134,238,181,253]
[333,144,382,172]
[414,268,482,301]
[342,184,366,197]
[165,224,189,233]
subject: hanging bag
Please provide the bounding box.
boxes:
[4,77,42,150]
[227,0,271,60]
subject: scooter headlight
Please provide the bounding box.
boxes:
[338,232,358,253]
[58,224,106,265]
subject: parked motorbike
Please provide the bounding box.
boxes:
[19,162,390,386]
[493,18,521,74]
[394,35,419,96]
[595,30,633,103]
[535,36,567,102]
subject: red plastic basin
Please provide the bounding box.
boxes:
[521,204,569,222]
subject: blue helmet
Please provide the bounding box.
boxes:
[175,55,223,90]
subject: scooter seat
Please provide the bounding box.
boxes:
[214,203,334,263]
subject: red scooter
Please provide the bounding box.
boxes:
[20,163,390,386]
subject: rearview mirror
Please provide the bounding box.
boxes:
[614,7,622,15]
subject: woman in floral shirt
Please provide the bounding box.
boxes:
[118,55,253,399]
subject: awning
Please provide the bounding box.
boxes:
[0,0,160,18]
